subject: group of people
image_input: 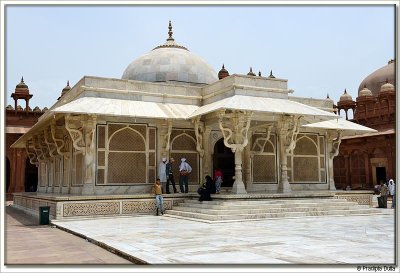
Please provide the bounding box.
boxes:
[197,168,224,202]
[375,179,396,209]
[152,161,225,215]
[153,157,193,216]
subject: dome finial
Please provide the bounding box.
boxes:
[21,76,24,83]
[167,20,174,41]
[326,93,330,99]
[67,80,70,86]
[247,67,256,76]
[268,70,275,78]
[344,88,347,94]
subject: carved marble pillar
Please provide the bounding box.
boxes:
[218,110,252,194]
[51,122,71,193]
[82,115,97,195]
[193,117,205,184]
[65,114,97,195]
[159,120,172,159]
[202,126,212,178]
[327,130,342,190]
[276,115,302,193]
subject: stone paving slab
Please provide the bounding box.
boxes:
[4,204,132,265]
[52,210,396,265]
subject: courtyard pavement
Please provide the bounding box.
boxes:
[4,203,132,265]
[52,209,397,266]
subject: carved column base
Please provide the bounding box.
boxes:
[329,179,336,190]
[232,180,247,194]
[81,184,95,195]
[278,180,291,193]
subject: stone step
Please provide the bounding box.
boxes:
[172,204,370,215]
[180,200,361,209]
[183,198,347,205]
[165,208,382,221]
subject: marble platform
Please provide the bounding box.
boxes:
[52,210,396,265]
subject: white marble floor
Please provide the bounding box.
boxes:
[52,211,396,265]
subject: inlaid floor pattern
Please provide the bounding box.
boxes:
[164,197,383,223]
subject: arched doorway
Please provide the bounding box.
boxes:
[25,159,38,192]
[6,157,10,193]
[213,138,235,187]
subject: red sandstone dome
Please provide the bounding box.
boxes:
[358,59,395,97]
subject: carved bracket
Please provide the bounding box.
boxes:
[25,141,39,166]
[329,130,343,159]
[193,116,205,157]
[283,115,303,155]
[218,110,253,152]
[65,114,85,153]
[162,120,172,152]
[32,135,45,162]
[51,122,67,157]
[251,124,273,153]
[44,127,58,157]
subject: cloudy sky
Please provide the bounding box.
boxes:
[4,4,395,111]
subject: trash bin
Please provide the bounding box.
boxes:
[39,206,50,225]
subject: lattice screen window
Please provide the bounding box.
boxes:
[39,162,47,187]
[170,130,199,184]
[97,123,150,185]
[97,125,106,184]
[54,157,62,187]
[47,160,54,187]
[72,152,84,186]
[292,133,324,182]
[63,155,70,187]
[148,128,156,184]
[251,133,277,183]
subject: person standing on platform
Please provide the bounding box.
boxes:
[388,179,395,209]
[378,180,389,208]
[152,179,164,216]
[179,158,192,193]
[158,157,168,193]
[166,157,177,194]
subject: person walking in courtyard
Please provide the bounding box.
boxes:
[213,168,223,194]
[179,157,192,193]
[166,157,177,194]
[377,180,389,208]
[158,157,168,193]
[388,179,395,209]
[152,178,164,216]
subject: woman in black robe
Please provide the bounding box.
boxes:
[198,175,213,201]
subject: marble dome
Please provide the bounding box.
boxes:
[358,59,395,97]
[122,22,218,85]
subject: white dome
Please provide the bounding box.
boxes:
[122,47,218,85]
[122,22,218,85]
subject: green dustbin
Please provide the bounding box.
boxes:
[39,206,50,225]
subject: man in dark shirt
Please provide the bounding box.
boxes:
[166,157,177,194]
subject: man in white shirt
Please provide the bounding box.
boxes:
[158,157,168,193]
[179,158,192,193]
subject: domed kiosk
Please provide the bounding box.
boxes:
[122,21,217,86]
[12,22,379,222]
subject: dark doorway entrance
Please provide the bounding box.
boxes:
[213,138,235,187]
[25,159,38,192]
[376,167,387,185]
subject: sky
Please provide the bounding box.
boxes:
[3,4,395,112]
